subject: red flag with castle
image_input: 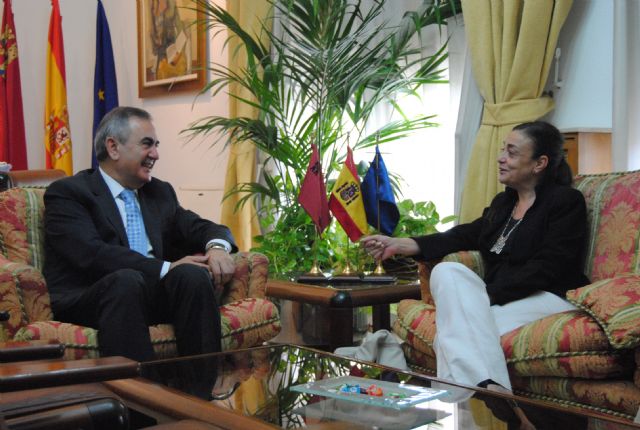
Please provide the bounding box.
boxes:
[329,146,368,242]
[298,144,331,234]
[44,0,73,175]
[0,0,28,169]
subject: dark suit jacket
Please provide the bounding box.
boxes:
[413,184,590,305]
[43,169,237,307]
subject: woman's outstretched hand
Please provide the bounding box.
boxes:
[360,235,420,261]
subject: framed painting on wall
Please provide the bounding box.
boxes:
[136,0,206,98]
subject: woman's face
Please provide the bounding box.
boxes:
[498,130,547,189]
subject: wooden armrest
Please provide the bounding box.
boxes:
[105,378,276,430]
[145,420,224,429]
[0,340,65,363]
[4,397,129,430]
[0,356,139,392]
[7,169,66,189]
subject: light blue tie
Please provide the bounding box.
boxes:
[119,189,149,256]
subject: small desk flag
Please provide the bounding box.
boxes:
[361,145,399,235]
[298,144,331,234]
[329,147,367,242]
[45,0,73,176]
[0,0,28,169]
[92,0,119,169]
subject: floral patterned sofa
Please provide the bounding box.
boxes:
[393,170,640,422]
[0,186,281,360]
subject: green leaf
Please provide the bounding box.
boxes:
[186,0,458,276]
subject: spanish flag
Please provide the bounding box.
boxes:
[329,147,368,242]
[44,0,72,175]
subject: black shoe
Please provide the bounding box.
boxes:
[474,379,526,426]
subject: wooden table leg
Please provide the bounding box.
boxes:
[372,304,391,331]
[328,308,354,351]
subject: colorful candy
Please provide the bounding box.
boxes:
[339,383,361,393]
[366,384,383,396]
[337,383,387,397]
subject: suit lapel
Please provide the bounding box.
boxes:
[88,171,128,245]
[138,186,163,258]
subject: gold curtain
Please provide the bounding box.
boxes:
[220,0,272,251]
[459,0,573,222]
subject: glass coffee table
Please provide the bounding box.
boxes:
[104,344,639,429]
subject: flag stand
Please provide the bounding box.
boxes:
[297,230,329,283]
[373,261,387,275]
[332,239,360,281]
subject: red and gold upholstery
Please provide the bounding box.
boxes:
[0,187,280,359]
[394,170,640,421]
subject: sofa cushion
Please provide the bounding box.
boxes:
[0,261,52,340]
[224,252,269,303]
[14,321,100,360]
[0,188,46,271]
[393,299,436,357]
[511,375,640,420]
[502,310,634,378]
[400,343,437,374]
[14,321,179,360]
[220,297,281,350]
[394,300,633,379]
[574,171,640,282]
[14,297,281,359]
[442,250,485,278]
[566,274,640,349]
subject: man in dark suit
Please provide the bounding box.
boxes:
[43,106,237,362]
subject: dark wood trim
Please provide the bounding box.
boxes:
[266,280,420,308]
[0,340,64,363]
[0,356,139,392]
[104,378,279,430]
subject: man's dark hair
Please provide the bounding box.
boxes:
[94,107,152,162]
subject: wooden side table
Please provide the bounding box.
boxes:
[266,279,420,351]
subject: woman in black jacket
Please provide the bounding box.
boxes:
[362,121,589,429]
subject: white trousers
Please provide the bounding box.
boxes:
[431,262,577,397]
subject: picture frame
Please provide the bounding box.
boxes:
[136,0,206,98]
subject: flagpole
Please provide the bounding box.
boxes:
[310,126,322,276]
[332,140,358,280]
[373,137,386,276]
[296,141,329,282]
[308,229,323,275]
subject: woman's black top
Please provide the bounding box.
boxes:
[412,184,590,305]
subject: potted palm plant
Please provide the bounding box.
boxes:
[188,0,460,277]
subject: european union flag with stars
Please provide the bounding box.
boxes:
[92,0,118,168]
[361,145,400,235]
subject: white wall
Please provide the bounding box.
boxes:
[3,0,229,221]
[544,0,613,131]
[4,0,621,224]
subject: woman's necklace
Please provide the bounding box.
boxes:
[490,204,524,255]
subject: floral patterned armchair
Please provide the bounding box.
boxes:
[393,170,640,422]
[0,186,281,360]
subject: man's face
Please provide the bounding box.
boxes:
[112,118,159,189]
